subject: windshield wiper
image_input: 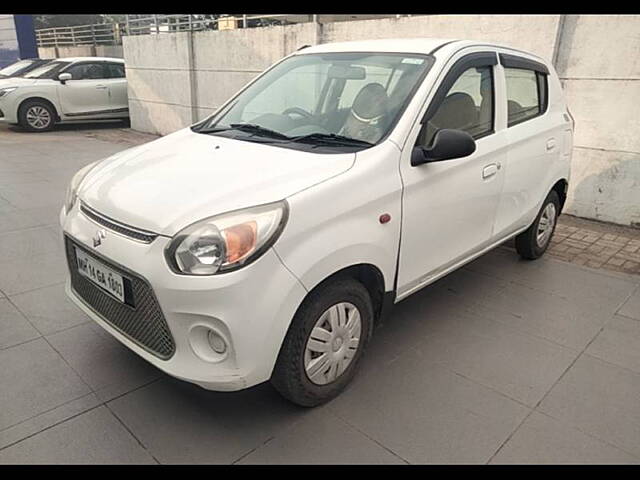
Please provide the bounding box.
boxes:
[288,132,374,148]
[196,123,291,140]
[228,123,291,140]
[193,125,231,134]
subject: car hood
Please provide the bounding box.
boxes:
[0,77,39,87]
[79,128,356,236]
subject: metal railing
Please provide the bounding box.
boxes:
[36,23,120,47]
[36,14,408,48]
[124,14,302,36]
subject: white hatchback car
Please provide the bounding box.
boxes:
[60,39,573,406]
[0,56,128,132]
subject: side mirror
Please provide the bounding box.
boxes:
[411,129,476,166]
[58,72,72,84]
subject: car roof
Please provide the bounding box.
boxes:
[300,38,457,55]
[298,38,545,62]
[55,57,124,63]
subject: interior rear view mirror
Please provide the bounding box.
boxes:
[328,65,366,80]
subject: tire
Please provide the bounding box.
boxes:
[515,190,560,260]
[18,100,56,132]
[271,277,374,407]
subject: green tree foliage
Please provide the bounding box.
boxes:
[33,15,107,29]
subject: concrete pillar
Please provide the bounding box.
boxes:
[186,31,199,123]
[551,14,567,69]
[313,15,322,45]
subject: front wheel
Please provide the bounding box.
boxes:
[18,100,56,132]
[271,277,373,407]
[515,190,560,260]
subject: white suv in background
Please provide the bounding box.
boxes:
[60,39,573,406]
[0,56,128,132]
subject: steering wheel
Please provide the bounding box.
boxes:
[282,107,314,119]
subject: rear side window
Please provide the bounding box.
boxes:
[105,63,125,79]
[505,67,548,126]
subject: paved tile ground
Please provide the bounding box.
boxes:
[546,216,640,275]
[1,122,639,464]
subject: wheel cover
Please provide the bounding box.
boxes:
[26,106,51,129]
[304,302,362,385]
[536,202,557,248]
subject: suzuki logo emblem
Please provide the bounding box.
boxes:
[93,229,107,248]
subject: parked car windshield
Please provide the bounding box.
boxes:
[0,59,37,77]
[23,61,71,79]
[194,52,434,150]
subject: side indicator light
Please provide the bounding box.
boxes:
[379,213,391,224]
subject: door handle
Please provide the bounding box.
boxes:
[546,139,557,151]
[482,164,498,179]
[95,85,108,89]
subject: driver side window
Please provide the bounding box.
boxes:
[418,65,494,147]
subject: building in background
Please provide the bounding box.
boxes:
[0,15,37,67]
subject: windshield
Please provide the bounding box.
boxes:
[0,59,36,77]
[194,52,433,150]
[24,61,70,79]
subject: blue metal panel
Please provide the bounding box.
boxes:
[14,15,38,59]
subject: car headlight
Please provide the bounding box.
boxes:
[0,87,18,98]
[64,161,99,214]
[166,201,288,275]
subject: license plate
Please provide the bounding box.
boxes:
[75,247,125,303]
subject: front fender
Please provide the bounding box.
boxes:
[274,141,403,295]
[279,242,395,294]
[12,90,60,120]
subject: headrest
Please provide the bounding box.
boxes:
[351,83,389,121]
[432,92,477,130]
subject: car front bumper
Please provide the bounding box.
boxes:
[0,96,18,123]
[60,204,308,391]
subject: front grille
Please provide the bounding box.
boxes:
[65,236,175,359]
[80,202,158,243]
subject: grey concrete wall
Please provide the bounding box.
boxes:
[123,33,194,135]
[122,14,640,227]
[192,24,318,120]
[95,45,124,58]
[37,47,58,58]
[555,15,640,227]
[322,15,562,63]
[37,45,123,59]
[123,25,317,134]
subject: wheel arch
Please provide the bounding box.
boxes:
[18,96,61,122]
[551,178,568,213]
[297,262,389,325]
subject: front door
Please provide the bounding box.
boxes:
[57,62,111,117]
[396,51,507,299]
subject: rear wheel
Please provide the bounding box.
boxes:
[18,100,56,132]
[271,277,373,407]
[515,190,560,260]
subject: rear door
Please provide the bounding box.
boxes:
[491,52,565,239]
[103,62,128,115]
[57,61,111,116]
